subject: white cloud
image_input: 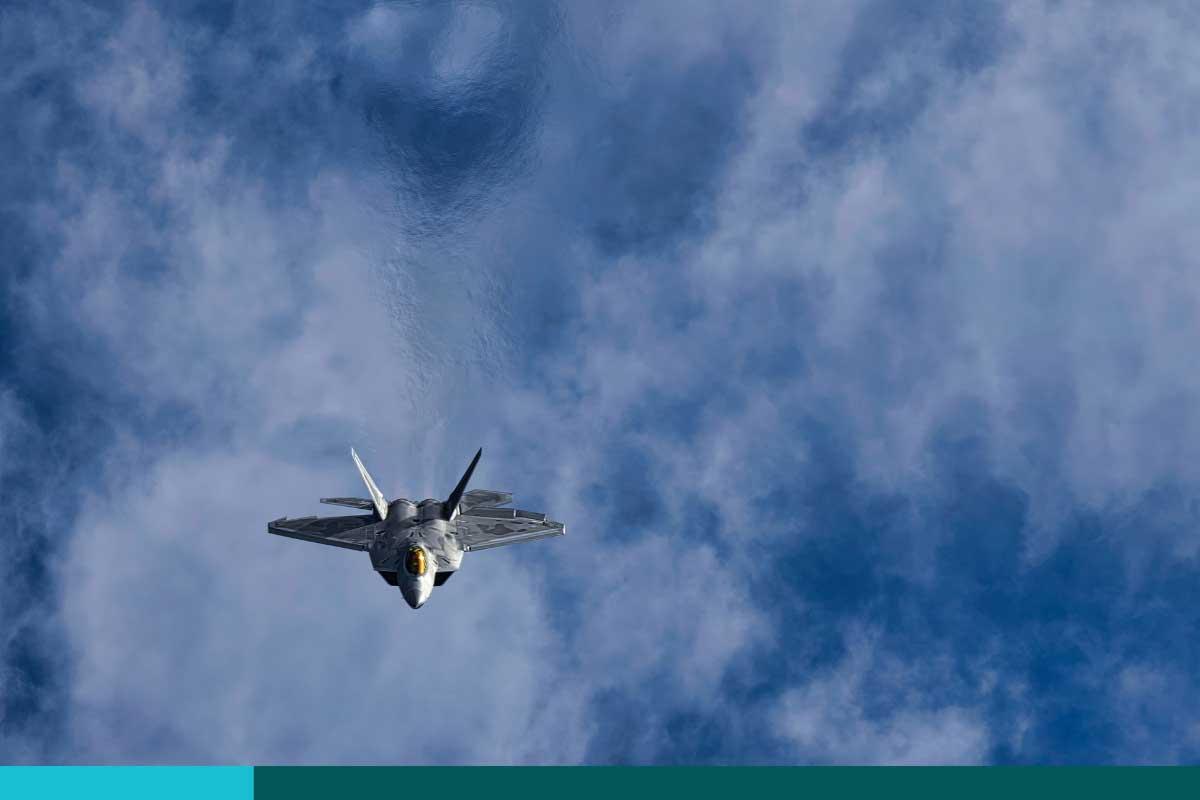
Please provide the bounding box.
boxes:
[432,4,504,85]
[22,1,774,763]
[628,0,1200,554]
[63,448,589,763]
[76,2,186,146]
[1110,663,1200,764]
[772,629,989,764]
[10,0,1200,764]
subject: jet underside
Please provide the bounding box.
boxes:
[267,448,565,608]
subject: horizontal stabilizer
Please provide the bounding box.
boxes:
[320,497,377,511]
[460,489,512,511]
[466,507,547,521]
[461,526,564,552]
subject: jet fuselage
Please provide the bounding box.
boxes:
[267,447,564,610]
[368,498,464,608]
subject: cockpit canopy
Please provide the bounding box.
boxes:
[404,546,427,577]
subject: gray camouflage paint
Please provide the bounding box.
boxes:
[267,449,565,608]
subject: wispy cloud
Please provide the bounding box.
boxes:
[4,0,1200,764]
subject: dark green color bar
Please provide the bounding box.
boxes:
[255,766,1200,800]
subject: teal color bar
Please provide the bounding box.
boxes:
[0,767,252,800]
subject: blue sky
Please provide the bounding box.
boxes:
[3,0,1200,764]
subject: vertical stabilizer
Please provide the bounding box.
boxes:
[442,448,483,520]
[351,448,389,521]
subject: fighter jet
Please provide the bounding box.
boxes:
[267,448,565,608]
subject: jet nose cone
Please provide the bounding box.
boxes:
[400,579,428,609]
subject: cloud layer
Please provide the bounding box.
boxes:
[3,0,1200,764]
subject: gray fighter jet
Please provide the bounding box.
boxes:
[267,448,565,608]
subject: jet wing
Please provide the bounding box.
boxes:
[455,507,565,552]
[320,497,376,511]
[267,514,382,551]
